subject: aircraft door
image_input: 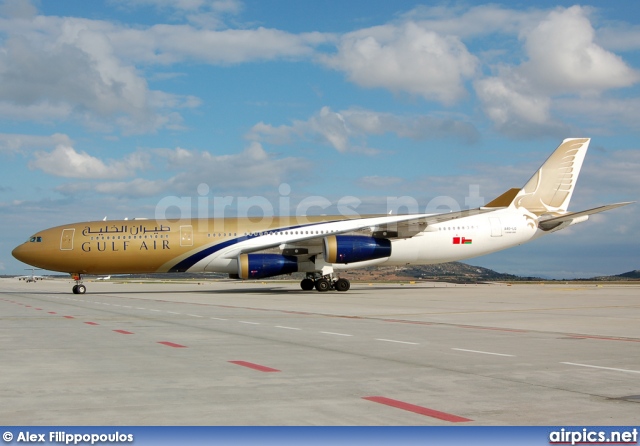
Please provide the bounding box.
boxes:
[489,217,502,237]
[180,225,193,247]
[60,228,75,250]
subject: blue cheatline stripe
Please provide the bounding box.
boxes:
[168,237,242,273]
[167,220,342,273]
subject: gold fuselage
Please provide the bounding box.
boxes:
[12,216,353,275]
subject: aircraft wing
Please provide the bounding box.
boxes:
[368,208,496,237]
[538,202,633,230]
[224,208,497,258]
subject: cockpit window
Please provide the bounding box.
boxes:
[28,236,43,243]
[29,237,36,242]
[36,236,42,242]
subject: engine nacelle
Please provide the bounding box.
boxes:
[323,235,392,264]
[237,253,299,279]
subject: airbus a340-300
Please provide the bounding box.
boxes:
[12,138,632,294]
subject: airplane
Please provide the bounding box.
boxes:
[16,267,45,283]
[95,275,111,281]
[12,138,632,295]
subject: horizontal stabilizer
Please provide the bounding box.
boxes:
[538,202,633,230]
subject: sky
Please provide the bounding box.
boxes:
[0,0,638,278]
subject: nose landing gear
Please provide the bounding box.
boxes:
[71,274,86,294]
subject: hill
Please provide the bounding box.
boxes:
[586,269,640,281]
[616,270,640,279]
[337,262,541,284]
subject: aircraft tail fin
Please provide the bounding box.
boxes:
[484,138,591,216]
[514,138,590,215]
[484,138,591,214]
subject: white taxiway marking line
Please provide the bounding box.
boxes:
[167,311,181,315]
[320,331,352,337]
[377,338,419,345]
[452,348,514,357]
[210,317,227,321]
[122,306,132,308]
[136,308,146,310]
[187,314,203,318]
[239,321,260,325]
[561,362,640,374]
[275,326,301,330]
[149,309,161,312]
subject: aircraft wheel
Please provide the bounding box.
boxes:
[315,278,331,292]
[76,284,86,294]
[334,278,350,292]
[72,285,78,294]
[300,278,315,291]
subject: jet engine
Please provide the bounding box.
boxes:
[237,253,299,279]
[323,235,391,264]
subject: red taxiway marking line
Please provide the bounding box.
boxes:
[228,361,280,372]
[84,322,99,326]
[568,334,640,343]
[158,341,187,348]
[363,396,472,423]
[48,312,57,314]
[113,329,134,334]
[35,308,42,310]
[457,325,527,333]
[382,319,433,325]
[63,316,75,319]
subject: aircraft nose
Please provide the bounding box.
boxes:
[12,244,33,266]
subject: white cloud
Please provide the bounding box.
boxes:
[157,142,309,194]
[248,106,479,152]
[474,76,569,138]
[110,25,331,66]
[474,6,639,137]
[521,6,638,94]
[555,97,640,132]
[0,14,200,134]
[116,0,241,12]
[0,3,331,137]
[111,0,244,28]
[29,145,148,179]
[53,142,309,198]
[579,149,640,200]
[0,0,36,19]
[248,107,356,152]
[0,133,72,154]
[400,4,546,40]
[320,22,478,105]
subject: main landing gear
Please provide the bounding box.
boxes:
[300,274,350,292]
[71,273,86,294]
